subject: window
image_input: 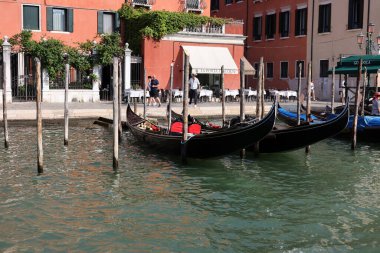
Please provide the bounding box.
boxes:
[280,62,288,78]
[98,11,120,34]
[266,62,273,78]
[295,60,305,78]
[320,60,329,77]
[23,5,40,30]
[265,13,276,39]
[348,0,363,30]
[47,7,73,32]
[253,16,262,41]
[225,0,233,4]
[295,8,307,36]
[211,0,219,10]
[279,11,290,37]
[318,4,331,33]
[254,62,259,78]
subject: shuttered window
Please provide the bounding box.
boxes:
[23,5,40,30]
[97,11,120,34]
[47,7,73,32]
[253,16,262,41]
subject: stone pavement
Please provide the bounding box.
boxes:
[0,100,337,121]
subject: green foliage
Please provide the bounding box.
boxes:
[119,4,226,54]
[9,31,123,80]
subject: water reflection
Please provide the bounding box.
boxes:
[0,124,379,252]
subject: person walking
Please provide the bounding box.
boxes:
[189,73,200,107]
[149,75,161,107]
[371,92,380,115]
[310,80,316,101]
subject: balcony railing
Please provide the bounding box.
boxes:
[183,23,224,34]
[131,0,155,9]
[185,0,203,13]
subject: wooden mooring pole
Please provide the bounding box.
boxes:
[360,69,367,116]
[167,63,174,131]
[351,59,362,150]
[260,63,265,119]
[118,61,122,141]
[143,68,147,119]
[2,37,10,149]
[221,65,225,127]
[113,57,119,169]
[64,61,69,146]
[296,63,302,125]
[181,54,190,164]
[331,66,336,114]
[305,62,312,153]
[35,58,43,174]
[240,58,246,158]
[256,57,263,121]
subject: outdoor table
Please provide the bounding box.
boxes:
[224,89,239,102]
[199,89,213,102]
[172,89,183,102]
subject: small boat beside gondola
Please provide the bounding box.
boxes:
[251,102,349,153]
[126,102,276,159]
[278,104,380,142]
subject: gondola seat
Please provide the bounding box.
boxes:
[169,122,201,135]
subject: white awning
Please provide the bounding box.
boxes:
[182,46,239,74]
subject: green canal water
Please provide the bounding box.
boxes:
[0,123,379,252]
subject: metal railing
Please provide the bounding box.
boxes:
[49,77,93,90]
[131,0,155,7]
[183,23,224,34]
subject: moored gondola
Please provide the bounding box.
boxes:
[126,102,276,158]
[252,102,349,153]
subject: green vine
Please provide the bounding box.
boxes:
[119,4,226,54]
[8,31,123,80]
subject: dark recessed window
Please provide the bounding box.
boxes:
[295,8,307,36]
[253,16,262,41]
[318,3,331,33]
[23,5,40,30]
[280,62,288,78]
[320,60,329,77]
[279,11,290,37]
[211,0,219,10]
[295,60,305,78]
[266,13,276,39]
[254,62,259,78]
[266,62,273,78]
[225,0,233,4]
[348,0,363,30]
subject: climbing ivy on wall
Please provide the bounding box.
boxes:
[119,4,226,54]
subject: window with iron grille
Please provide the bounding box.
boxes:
[266,62,273,78]
[320,60,329,77]
[23,5,40,30]
[348,0,363,30]
[318,3,331,33]
[279,11,290,38]
[280,62,288,78]
[253,16,262,41]
[295,60,305,78]
[266,13,276,39]
[295,8,307,36]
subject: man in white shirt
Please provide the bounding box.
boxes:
[310,81,316,101]
[189,73,200,107]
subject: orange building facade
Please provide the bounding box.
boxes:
[212,0,308,90]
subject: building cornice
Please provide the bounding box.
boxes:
[162,32,246,45]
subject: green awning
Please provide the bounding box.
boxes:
[328,55,380,75]
[328,65,380,74]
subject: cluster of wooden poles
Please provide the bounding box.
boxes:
[1,52,366,172]
[2,56,123,174]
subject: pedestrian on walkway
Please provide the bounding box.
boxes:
[189,73,200,107]
[371,92,380,115]
[149,75,161,107]
[310,80,316,101]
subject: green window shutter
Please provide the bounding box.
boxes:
[46,7,53,31]
[23,5,40,30]
[114,12,120,32]
[67,8,73,32]
[97,11,104,34]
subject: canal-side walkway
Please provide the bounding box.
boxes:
[0,100,336,121]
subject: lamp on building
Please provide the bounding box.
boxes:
[357,23,380,55]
